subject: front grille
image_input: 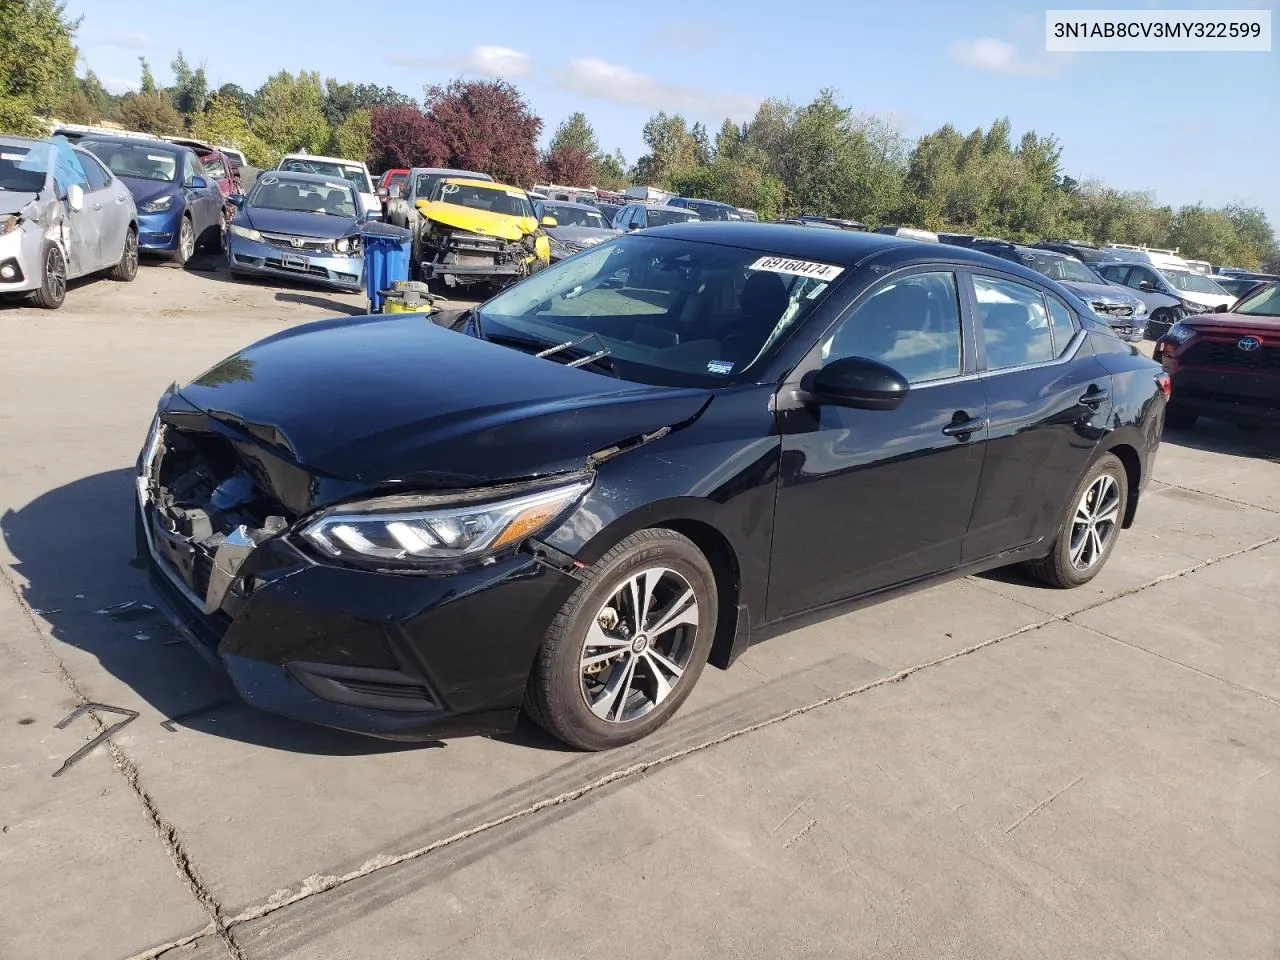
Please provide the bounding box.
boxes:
[264,256,333,278]
[260,233,334,253]
[1182,341,1280,371]
[1091,301,1135,319]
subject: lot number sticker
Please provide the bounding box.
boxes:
[749,256,844,281]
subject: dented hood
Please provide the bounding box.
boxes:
[416,199,538,241]
[170,314,710,495]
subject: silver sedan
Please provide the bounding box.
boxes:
[0,134,138,309]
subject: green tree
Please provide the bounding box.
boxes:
[548,111,599,156]
[190,93,274,166]
[217,82,253,118]
[251,70,330,156]
[170,49,208,118]
[118,89,181,134]
[595,149,628,190]
[59,90,96,123]
[79,70,118,121]
[714,118,743,161]
[138,56,156,93]
[0,0,79,136]
[690,121,712,166]
[632,112,698,186]
[1169,205,1243,266]
[331,107,372,163]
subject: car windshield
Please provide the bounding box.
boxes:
[1233,283,1280,317]
[80,141,177,182]
[543,204,609,228]
[0,144,46,192]
[278,158,371,193]
[249,176,357,217]
[1024,253,1100,284]
[647,207,701,227]
[685,200,741,222]
[1160,268,1228,296]
[433,181,534,217]
[475,234,843,387]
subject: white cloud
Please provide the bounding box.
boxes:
[556,58,760,119]
[100,30,154,50]
[386,45,532,79]
[948,37,1070,76]
[102,77,136,95]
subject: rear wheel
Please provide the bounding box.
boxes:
[1147,309,1175,339]
[109,226,139,281]
[525,529,717,750]
[32,242,67,309]
[1026,454,1128,589]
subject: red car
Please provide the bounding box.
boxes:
[376,168,409,214]
[1155,281,1280,428]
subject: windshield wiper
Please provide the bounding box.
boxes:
[485,331,618,376]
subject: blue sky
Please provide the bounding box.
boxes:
[66,0,1280,225]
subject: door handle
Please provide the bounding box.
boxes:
[1078,388,1109,408]
[92,203,103,211]
[942,417,987,438]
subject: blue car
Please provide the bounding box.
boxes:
[76,136,224,264]
[225,171,367,291]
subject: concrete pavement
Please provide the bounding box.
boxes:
[1,265,1277,959]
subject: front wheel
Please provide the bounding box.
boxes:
[1146,309,1176,339]
[32,242,67,309]
[109,226,138,282]
[1025,453,1128,589]
[173,215,195,266]
[525,529,718,750]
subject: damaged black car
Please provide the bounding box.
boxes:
[137,223,1165,750]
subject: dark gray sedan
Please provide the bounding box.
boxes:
[533,200,620,261]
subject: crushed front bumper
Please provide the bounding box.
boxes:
[135,427,579,739]
[227,235,363,291]
[0,229,37,294]
[419,228,534,286]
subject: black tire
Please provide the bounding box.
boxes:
[1026,453,1128,589]
[109,226,139,282]
[1164,403,1197,430]
[172,215,195,266]
[525,528,718,750]
[1146,309,1175,339]
[32,242,67,309]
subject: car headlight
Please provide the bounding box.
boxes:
[1132,299,1147,315]
[1,214,21,237]
[1163,322,1195,343]
[300,478,591,568]
[229,224,262,241]
[1178,297,1207,315]
[335,237,360,254]
[141,196,175,213]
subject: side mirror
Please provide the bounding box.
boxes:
[1138,280,1156,291]
[66,183,84,212]
[228,194,245,207]
[387,184,402,199]
[803,356,909,411]
[191,176,208,189]
[541,215,558,228]
[628,222,641,231]
[1214,303,1229,313]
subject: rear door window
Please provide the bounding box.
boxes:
[971,275,1055,371]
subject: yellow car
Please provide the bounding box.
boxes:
[414,177,552,290]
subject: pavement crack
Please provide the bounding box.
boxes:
[1004,776,1085,834]
[1151,480,1279,515]
[0,566,242,960]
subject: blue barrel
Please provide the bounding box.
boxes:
[360,222,413,311]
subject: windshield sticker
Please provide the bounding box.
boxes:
[706,359,734,375]
[324,182,347,190]
[1,152,27,161]
[749,256,844,281]
[146,154,169,162]
[259,175,278,186]
[441,183,459,194]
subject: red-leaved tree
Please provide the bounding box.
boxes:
[541,145,595,186]
[369,104,444,171]
[422,79,542,186]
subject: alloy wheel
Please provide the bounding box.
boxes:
[1069,474,1121,571]
[579,566,700,723]
[124,230,138,274]
[45,246,66,302]
[179,218,194,261]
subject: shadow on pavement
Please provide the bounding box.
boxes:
[273,291,369,316]
[0,468,442,756]
[1160,418,1280,460]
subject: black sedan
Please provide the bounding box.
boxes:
[136,225,1168,750]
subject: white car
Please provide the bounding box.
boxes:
[275,153,380,221]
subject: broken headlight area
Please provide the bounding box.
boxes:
[421,223,531,272]
[141,421,299,615]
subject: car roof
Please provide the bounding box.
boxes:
[0,134,45,148]
[678,197,736,208]
[257,171,355,186]
[411,167,492,178]
[76,134,184,153]
[643,222,1080,286]
[537,199,600,212]
[632,201,698,210]
[280,153,367,167]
